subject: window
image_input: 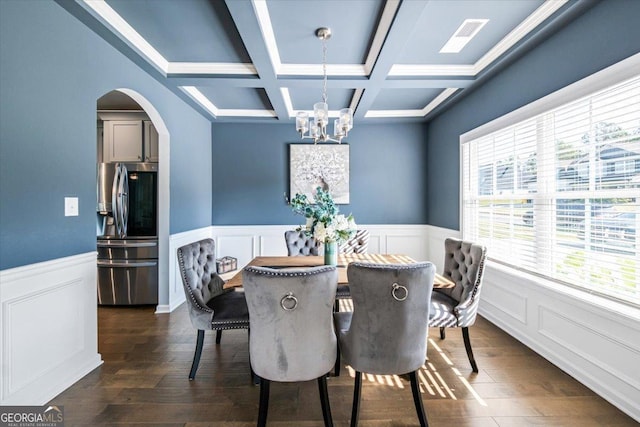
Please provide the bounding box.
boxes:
[461,66,640,306]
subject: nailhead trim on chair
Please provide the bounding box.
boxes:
[349,261,432,271]
[245,265,336,277]
[177,246,213,314]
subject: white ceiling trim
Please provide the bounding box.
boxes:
[84,0,169,73]
[365,87,458,118]
[279,64,367,76]
[350,89,364,112]
[389,64,476,76]
[363,0,401,75]
[365,109,424,118]
[167,62,257,75]
[281,88,294,118]
[216,109,277,117]
[181,86,219,116]
[473,0,568,73]
[421,87,458,116]
[252,0,282,74]
[181,86,276,118]
[388,0,568,77]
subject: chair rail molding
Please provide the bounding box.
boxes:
[0,252,102,405]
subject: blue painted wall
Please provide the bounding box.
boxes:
[426,0,640,230]
[211,123,428,225]
[0,1,212,270]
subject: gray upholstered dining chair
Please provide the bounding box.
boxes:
[243,265,338,427]
[177,238,250,380]
[334,262,435,427]
[284,230,321,256]
[335,229,371,311]
[429,237,487,373]
[338,229,370,254]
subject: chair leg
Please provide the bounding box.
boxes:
[257,378,270,427]
[462,327,478,373]
[334,299,340,312]
[215,329,222,344]
[189,329,205,380]
[439,327,445,340]
[317,375,334,427]
[334,341,341,377]
[409,371,429,427]
[350,371,362,427]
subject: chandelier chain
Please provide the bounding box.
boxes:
[322,38,328,104]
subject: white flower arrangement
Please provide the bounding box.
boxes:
[290,187,357,244]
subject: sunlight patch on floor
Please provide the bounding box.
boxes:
[337,298,487,406]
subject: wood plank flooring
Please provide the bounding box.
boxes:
[48,303,637,426]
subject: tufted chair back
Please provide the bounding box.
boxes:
[336,262,435,375]
[177,238,228,330]
[339,229,370,254]
[437,238,487,327]
[284,230,321,256]
[243,265,338,382]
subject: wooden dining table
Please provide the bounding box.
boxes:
[223,253,455,289]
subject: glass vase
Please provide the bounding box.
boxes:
[324,239,338,266]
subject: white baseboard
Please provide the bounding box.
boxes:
[0,252,103,405]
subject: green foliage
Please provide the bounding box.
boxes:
[290,187,356,244]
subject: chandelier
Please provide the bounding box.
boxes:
[295,27,353,144]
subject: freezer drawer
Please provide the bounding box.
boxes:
[97,239,158,260]
[97,260,158,305]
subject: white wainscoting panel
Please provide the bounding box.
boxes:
[480,261,640,422]
[0,252,102,405]
[211,224,434,267]
[166,227,212,313]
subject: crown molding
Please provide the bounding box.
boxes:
[167,62,257,75]
[84,0,169,73]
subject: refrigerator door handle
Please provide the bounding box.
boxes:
[112,163,121,236]
[97,241,157,248]
[120,165,129,237]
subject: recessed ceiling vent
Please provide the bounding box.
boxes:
[440,18,489,53]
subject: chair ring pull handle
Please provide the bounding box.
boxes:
[391,283,408,301]
[280,292,298,311]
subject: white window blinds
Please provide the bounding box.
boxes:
[462,75,640,306]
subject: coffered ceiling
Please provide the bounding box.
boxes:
[78,0,582,123]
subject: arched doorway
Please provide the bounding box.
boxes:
[96,89,170,311]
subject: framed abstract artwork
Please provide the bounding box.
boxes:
[289,144,350,204]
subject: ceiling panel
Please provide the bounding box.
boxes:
[396,0,545,65]
[371,88,442,110]
[105,0,250,63]
[290,88,354,111]
[266,0,385,64]
[197,87,272,110]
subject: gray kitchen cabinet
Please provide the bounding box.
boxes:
[103,120,158,162]
[143,120,159,162]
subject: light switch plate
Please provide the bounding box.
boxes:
[65,197,79,216]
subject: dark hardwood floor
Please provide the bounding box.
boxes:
[48,302,637,426]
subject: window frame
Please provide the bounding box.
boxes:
[459,53,640,307]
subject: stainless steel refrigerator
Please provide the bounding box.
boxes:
[96,162,158,305]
